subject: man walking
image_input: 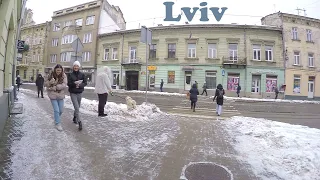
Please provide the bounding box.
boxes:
[16,75,21,91]
[35,74,44,98]
[201,82,208,96]
[68,61,87,130]
[160,79,164,92]
[274,86,279,99]
[236,85,241,97]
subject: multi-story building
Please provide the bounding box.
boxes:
[0,0,24,133]
[17,9,50,82]
[45,0,125,85]
[97,24,285,98]
[262,13,320,100]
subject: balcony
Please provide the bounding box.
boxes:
[17,61,29,67]
[222,56,246,68]
[121,57,142,65]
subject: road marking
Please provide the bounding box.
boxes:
[173,106,239,112]
[169,113,226,120]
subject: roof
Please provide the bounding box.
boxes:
[262,12,320,23]
[21,21,50,30]
[99,24,282,38]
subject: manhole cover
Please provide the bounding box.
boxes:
[180,162,233,180]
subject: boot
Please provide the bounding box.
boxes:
[73,116,77,124]
[78,121,82,131]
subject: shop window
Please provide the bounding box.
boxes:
[293,75,301,93]
[227,75,239,91]
[266,76,277,92]
[205,71,216,89]
[168,71,175,83]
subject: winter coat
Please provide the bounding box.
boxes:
[214,84,225,105]
[44,73,68,100]
[94,66,113,94]
[236,85,241,94]
[202,83,207,90]
[189,84,199,102]
[67,70,87,94]
[275,87,279,94]
[36,75,44,88]
[160,81,164,88]
[16,77,21,85]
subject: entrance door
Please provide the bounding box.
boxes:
[308,81,314,98]
[126,71,139,90]
[251,75,261,93]
[149,72,155,89]
[185,71,192,90]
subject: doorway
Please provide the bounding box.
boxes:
[308,78,314,98]
[126,71,139,90]
[251,75,261,93]
[149,70,155,90]
[185,71,192,90]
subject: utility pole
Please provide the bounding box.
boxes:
[140,26,152,103]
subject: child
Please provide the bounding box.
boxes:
[189,84,199,112]
[213,84,225,116]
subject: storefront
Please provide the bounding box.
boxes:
[148,66,157,90]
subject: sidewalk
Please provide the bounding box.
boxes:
[0,91,258,180]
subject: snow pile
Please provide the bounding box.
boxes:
[116,90,186,97]
[222,116,320,180]
[218,96,320,104]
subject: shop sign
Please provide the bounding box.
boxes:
[253,70,276,74]
[148,66,157,71]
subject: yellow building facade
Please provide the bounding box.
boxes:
[262,13,320,100]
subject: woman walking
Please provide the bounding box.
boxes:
[189,83,199,112]
[94,66,113,117]
[44,64,67,131]
[213,84,225,116]
[68,61,87,130]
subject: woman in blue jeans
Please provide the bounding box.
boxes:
[44,64,67,131]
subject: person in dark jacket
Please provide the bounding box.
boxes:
[213,84,225,116]
[201,82,208,96]
[67,61,87,130]
[189,84,199,112]
[274,86,279,99]
[160,79,164,92]
[16,75,21,91]
[35,74,44,98]
[236,85,241,97]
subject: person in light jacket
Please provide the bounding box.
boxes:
[44,64,67,131]
[94,66,113,117]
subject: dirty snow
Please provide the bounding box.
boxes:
[222,116,320,180]
[5,93,94,179]
[219,96,320,104]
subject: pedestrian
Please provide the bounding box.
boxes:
[67,61,87,130]
[94,66,113,117]
[213,84,225,116]
[160,79,164,92]
[201,82,208,96]
[274,86,279,99]
[195,81,198,89]
[44,64,67,131]
[35,74,44,98]
[236,85,241,97]
[16,75,21,91]
[189,83,199,112]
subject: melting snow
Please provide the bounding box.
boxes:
[222,116,320,180]
[219,96,320,104]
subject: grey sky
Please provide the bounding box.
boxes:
[26,0,320,29]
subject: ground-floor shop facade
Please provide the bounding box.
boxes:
[285,69,320,100]
[16,65,44,82]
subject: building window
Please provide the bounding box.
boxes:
[266,76,278,92]
[227,75,239,91]
[294,51,300,65]
[292,27,298,40]
[168,71,175,83]
[64,20,72,27]
[23,70,27,79]
[52,38,59,46]
[293,75,301,93]
[228,44,238,61]
[252,44,261,60]
[129,46,137,61]
[50,54,57,63]
[62,35,77,44]
[104,48,109,60]
[149,44,157,59]
[37,55,40,62]
[208,43,217,58]
[61,52,74,62]
[205,71,216,89]
[265,45,273,61]
[86,15,95,25]
[53,23,60,31]
[82,52,91,62]
[112,71,120,88]
[112,48,118,60]
[83,33,92,43]
[187,43,196,58]
[308,53,314,67]
[306,29,312,42]
[32,55,36,62]
[168,43,176,58]
[75,19,83,26]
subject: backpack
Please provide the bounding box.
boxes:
[217,89,224,98]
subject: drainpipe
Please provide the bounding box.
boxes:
[120,33,124,89]
[279,12,286,99]
[12,0,27,101]
[243,26,247,96]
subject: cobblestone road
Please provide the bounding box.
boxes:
[0,89,258,180]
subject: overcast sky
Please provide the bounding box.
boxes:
[26,0,320,29]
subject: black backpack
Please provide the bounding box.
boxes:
[217,89,224,98]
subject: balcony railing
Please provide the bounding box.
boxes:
[222,56,246,65]
[122,57,142,65]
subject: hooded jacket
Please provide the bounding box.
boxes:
[189,84,199,101]
[214,84,225,105]
[94,66,113,94]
